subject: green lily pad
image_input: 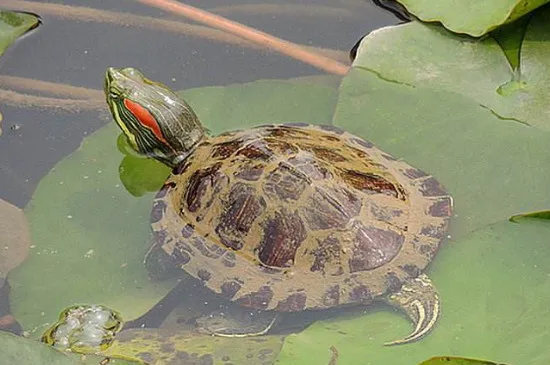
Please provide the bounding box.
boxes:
[8,79,338,335]
[355,12,550,130]
[105,328,283,365]
[395,0,549,36]
[0,11,38,57]
[118,154,168,197]
[0,331,76,365]
[335,17,550,238]
[419,357,511,365]
[0,331,144,365]
[0,10,39,131]
[276,219,550,365]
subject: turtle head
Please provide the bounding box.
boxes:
[104,67,205,168]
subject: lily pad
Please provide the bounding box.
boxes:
[355,11,550,130]
[0,11,39,57]
[334,17,550,238]
[8,79,338,335]
[105,328,283,365]
[396,0,549,36]
[420,357,511,365]
[0,330,78,365]
[276,219,550,365]
[0,10,39,131]
[0,330,144,365]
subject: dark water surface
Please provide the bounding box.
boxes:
[0,0,398,206]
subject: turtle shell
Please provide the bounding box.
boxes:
[150,124,452,312]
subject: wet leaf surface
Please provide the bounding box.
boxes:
[396,0,549,36]
[352,11,550,131]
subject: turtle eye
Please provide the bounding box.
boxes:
[109,90,119,100]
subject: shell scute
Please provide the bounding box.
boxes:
[220,280,242,299]
[419,176,448,196]
[236,142,272,161]
[349,284,373,303]
[274,292,307,311]
[215,182,266,251]
[339,169,406,200]
[308,146,347,162]
[303,187,361,230]
[191,236,224,259]
[309,235,342,274]
[322,285,340,307]
[263,162,308,201]
[349,223,404,272]
[211,139,244,159]
[236,286,274,309]
[288,155,331,180]
[184,162,226,213]
[428,197,453,217]
[258,209,307,268]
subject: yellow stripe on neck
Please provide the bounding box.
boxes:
[112,102,138,150]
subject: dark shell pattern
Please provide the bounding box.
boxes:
[151,124,452,312]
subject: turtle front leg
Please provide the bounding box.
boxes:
[383,273,440,346]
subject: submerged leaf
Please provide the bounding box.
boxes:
[419,357,509,365]
[106,328,283,365]
[509,210,550,222]
[353,13,550,131]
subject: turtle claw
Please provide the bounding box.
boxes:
[384,274,440,346]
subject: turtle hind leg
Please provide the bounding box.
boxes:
[196,307,278,338]
[383,273,440,346]
[144,242,184,280]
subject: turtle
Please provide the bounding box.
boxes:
[104,67,452,346]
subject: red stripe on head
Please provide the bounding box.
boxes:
[124,98,168,144]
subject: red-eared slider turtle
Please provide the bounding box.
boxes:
[104,67,452,345]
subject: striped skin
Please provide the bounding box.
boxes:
[105,67,204,167]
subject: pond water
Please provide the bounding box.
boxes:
[3,1,550,365]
